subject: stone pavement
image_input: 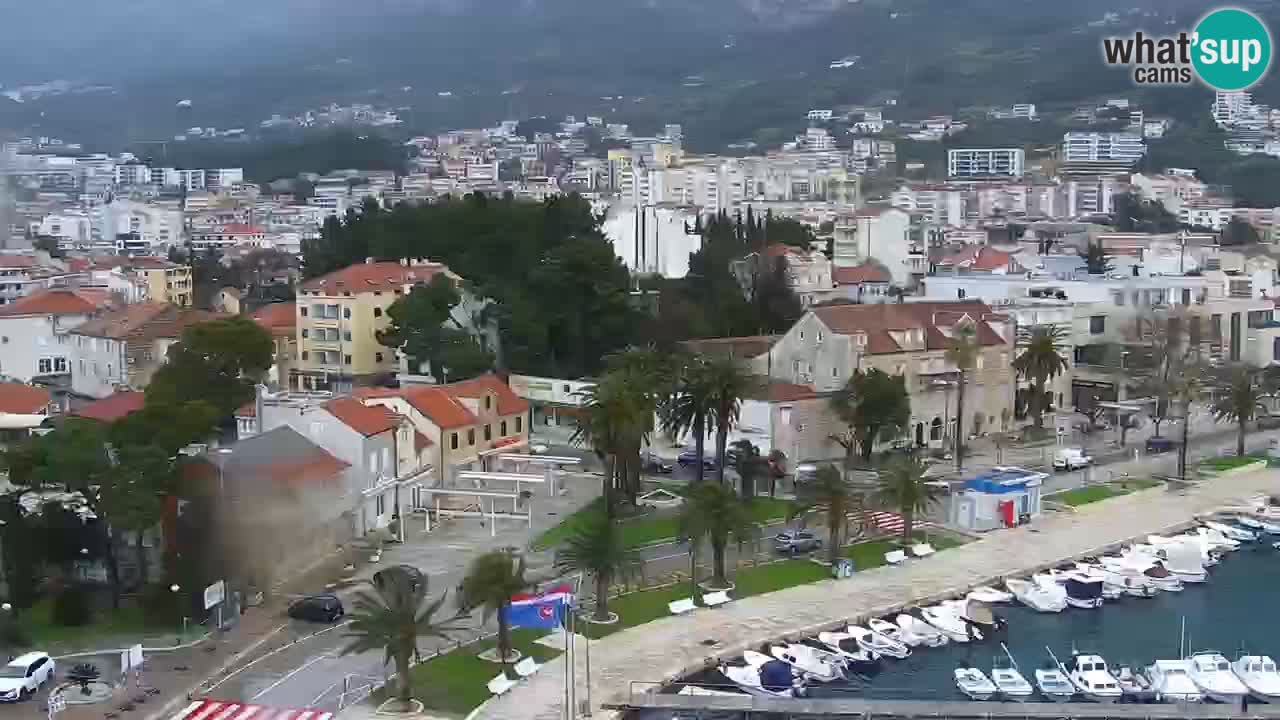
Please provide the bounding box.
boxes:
[473,467,1280,720]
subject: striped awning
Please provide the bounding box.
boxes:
[171,700,334,720]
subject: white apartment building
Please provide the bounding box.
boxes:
[807,110,834,121]
[1213,91,1256,127]
[602,204,702,278]
[1130,172,1207,214]
[947,148,1025,179]
[1179,200,1234,230]
[1061,132,1146,164]
[832,207,918,285]
[0,289,105,383]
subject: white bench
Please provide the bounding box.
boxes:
[513,657,540,678]
[487,674,517,696]
[911,543,936,558]
[702,590,732,607]
[884,550,908,565]
[668,597,697,614]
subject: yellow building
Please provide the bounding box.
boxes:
[293,259,459,391]
[132,257,193,306]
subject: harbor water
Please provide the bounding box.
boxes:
[685,542,1280,702]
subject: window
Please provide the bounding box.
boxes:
[957,288,966,299]
[301,329,309,338]
[343,307,352,319]
[374,307,382,317]
[780,406,793,425]
[484,424,492,441]
[485,396,492,410]
[376,493,386,516]
[38,358,52,373]
[107,364,112,377]
[343,331,352,341]
[1089,316,1106,334]
[515,416,522,433]
[368,451,378,473]
[832,367,838,378]
[300,306,308,317]
[1113,292,1124,307]
[467,428,475,445]
[816,330,824,343]
[501,420,508,436]
[450,432,459,450]
[375,352,384,362]
[343,354,352,365]
[301,351,309,360]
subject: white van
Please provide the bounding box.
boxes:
[1053,447,1091,471]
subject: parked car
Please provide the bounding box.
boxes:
[1053,447,1092,471]
[641,452,674,474]
[1259,414,1280,430]
[773,529,823,555]
[0,652,54,702]
[1145,436,1179,454]
[676,449,715,470]
[288,593,345,623]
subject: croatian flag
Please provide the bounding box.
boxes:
[503,584,575,629]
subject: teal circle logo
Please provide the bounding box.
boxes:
[1192,8,1272,90]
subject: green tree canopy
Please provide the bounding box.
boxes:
[677,482,758,589]
[553,514,638,622]
[789,464,861,565]
[1012,326,1070,429]
[147,316,273,419]
[377,275,493,384]
[873,455,940,544]
[829,368,910,462]
[457,550,532,671]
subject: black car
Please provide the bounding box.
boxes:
[1145,436,1178,454]
[288,594,344,623]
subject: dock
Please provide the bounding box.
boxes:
[609,694,1280,719]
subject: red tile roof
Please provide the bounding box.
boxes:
[414,431,433,451]
[74,391,146,422]
[678,335,778,359]
[942,245,1016,272]
[251,302,297,334]
[766,382,819,403]
[235,401,256,418]
[325,397,400,436]
[832,263,891,285]
[761,244,802,258]
[0,289,105,316]
[443,373,529,416]
[0,255,39,269]
[300,261,453,295]
[73,304,222,341]
[0,383,51,414]
[356,386,478,429]
[811,301,1007,355]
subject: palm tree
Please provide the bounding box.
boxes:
[553,515,638,622]
[660,355,715,483]
[1210,364,1266,456]
[1012,326,1070,429]
[730,439,764,501]
[945,324,979,472]
[602,348,667,505]
[573,367,654,515]
[457,550,532,674]
[873,455,940,545]
[341,567,463,710]
[677,482,758,591]
[702,355,753,484]
[789,465,860,565]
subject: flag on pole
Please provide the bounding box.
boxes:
[503,585,575,629]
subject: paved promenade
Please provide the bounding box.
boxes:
[473,468,1280,720]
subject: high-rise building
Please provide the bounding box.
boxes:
[947,148,1025,179]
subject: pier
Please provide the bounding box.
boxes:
[608,694,1280,719]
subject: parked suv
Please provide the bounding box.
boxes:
[773,529,822,555]
[0,652,54,702]
[288,594,345,623]
[1145,436,1179,454]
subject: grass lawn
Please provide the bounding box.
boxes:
[1201,455,1267,472]
[841,531,964,569]
[395,628,560,716]
[1054,478,1164,507]
[533,496,792,551]
[20,598,164,653]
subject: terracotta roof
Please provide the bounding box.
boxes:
[0,289,104,316]
[761,244,802,258]
[251,302,297,333]
[74,391,146,422]
[766,382,819,403]
[443,373,529,416]
[811,301,1007,355]
[0,383,51,414]
[942,245,1016,272]
[73,304,222,341]
[200,426,348,488]
[832,263,891,285]
[356,386,478,429]
[414,431,433,451]
[678,335,778,359]
[300,261,454,295]
[324,397,399,436]
[124,256,183,270]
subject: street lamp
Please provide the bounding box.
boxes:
[170,584,186,642]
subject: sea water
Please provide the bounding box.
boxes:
[683,543,1280,703]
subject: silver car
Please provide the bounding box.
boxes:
[773,529,822,555]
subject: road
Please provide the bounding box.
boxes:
[198,421,1280,712]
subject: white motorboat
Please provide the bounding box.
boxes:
[1189,527,1240,552]
[679,685,743,697]
[967,585,1013,604]
[1232,655,1280,701]
[1204,520,1257,543]
[1080,561,1156,597]
[1066,653,1123,703]
[1061,565,1122,601]
[847,624,911,660]
[1234,515,1280,534]
[1115,665,1158,703]
[769,643,845,683]
[1187,652,1249,703]
[896,613,949,648]
[1006,577,1067,612]
[868,617,914,646]
[919,605,980,643]
[1101,555,1183,592]
[812,632,883,675]
[940,598,1003,631]
[954,666,997,700]
[991,644,1034,701]
[1041,570,1104,609]
[721,651,805,698]
[1147,659,1204,703]
[1035,667,1076,702]
[1161,543,1209,583]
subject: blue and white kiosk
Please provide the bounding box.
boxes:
[949,466,1048,532]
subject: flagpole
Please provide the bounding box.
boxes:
[568,608,576,719]
[583,607,592,717]
[562,601,570,720]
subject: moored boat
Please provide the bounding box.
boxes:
[720,651,806,697]
[1035,665,1076,702]
[1186,651,1249,703]
[847,624,911,660]
[920,604,981,643]
[1232,655,1280,701]
[1147,659,1204,703]
[955,666,997,700]
[1006,577,1068,612]
[769,643,845,683]
[896,613,949,648]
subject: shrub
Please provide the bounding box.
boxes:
[52,584,93,627]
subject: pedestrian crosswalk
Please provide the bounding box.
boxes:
[171,699,333,720]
